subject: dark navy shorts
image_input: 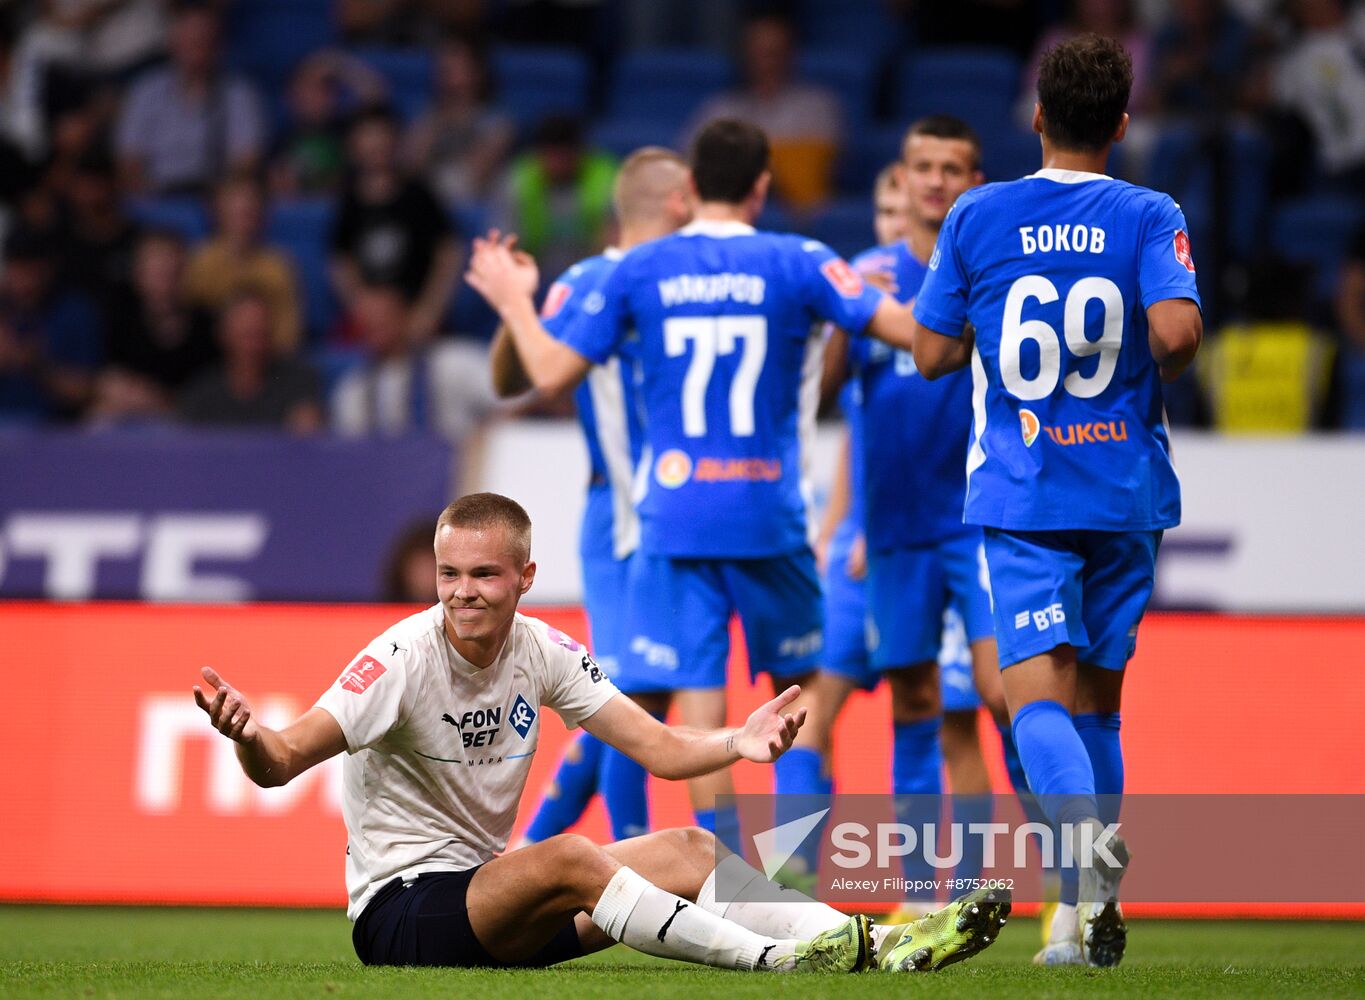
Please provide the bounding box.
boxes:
[352,868,584,968]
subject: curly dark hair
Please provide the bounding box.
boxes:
[1037,33,1133,152]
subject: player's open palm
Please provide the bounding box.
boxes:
[193,666,259,744]
[734,685,808,763]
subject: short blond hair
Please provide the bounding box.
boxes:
[436,493,532,564]
[612,146,688,223]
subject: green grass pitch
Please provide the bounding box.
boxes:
[2,906,1362,999]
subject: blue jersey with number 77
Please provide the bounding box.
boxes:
[912,168,1201,533]
[560,219,885,557]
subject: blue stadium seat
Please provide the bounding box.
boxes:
[798,49,876,131]
[310,344,367,399]
[755,201,795,235]
[608,49,733,130]
[836,123,903,196]
[980,126,1039,183]
[589,117,683,159]
[1147,123,1271,263]
[805,197,875,258]
[1270,195,1364,301]
[492,47,590,130]
[796,0,902,59]
[266,198,338,341]
[226,0,336,94]
[128,197,211,242]
[352,48,435,122]
[895,47,1020,137]
[1342,349,1365,430]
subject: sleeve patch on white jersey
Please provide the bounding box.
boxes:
[338,654,387,694]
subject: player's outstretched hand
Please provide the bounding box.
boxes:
[466,229,539,311]
[734,684,807,763]
[193,666,259,744]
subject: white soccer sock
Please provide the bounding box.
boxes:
[591,866,797,971]
[1048,903,1079,944]
[695,853,850,941]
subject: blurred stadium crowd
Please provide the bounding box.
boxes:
[2,0,1365,437]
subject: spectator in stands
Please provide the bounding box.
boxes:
[184,172,302,355]
[404,34,514,207]
[1337,223,1365,353]
[0,224,103,423]
[1199,260,1339,432]
[490,114,615,283]
[115,2,267,195]
[380,518,439,603]
[179,289,322,432]
[91,228,215,422]
[1269,0,1365,188]
[331,281,497,442]
[56,148,140,312]
[685,14,843,211]
[330,108,461,345]
[1148,0,1254,117]
[1017,0,1153,124]
[270,50,389,199]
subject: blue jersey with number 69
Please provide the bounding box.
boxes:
[560,219,885,557]
[912,169,1200,532]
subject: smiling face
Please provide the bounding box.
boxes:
[435,523,534,664]
[900,133,981,230]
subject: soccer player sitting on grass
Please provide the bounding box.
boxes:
[193,493,1010,972]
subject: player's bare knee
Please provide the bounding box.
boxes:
[675,824,716,862]
[541,834,615,889]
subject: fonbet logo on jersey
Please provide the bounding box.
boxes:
[655,449,693,489]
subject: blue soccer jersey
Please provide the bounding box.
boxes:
[848,240,975,550]
[561,220,885,558]
[913,168,1201,531]
[540,250,643,562]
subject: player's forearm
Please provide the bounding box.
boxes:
[497,295,584,395]
[233,727,302,788]
[489,324,533,397]
[646,726,741,781]
[913,322,974,379]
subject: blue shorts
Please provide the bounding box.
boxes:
[866,530,994,671]
[619,550,824,690]
[821,521,878,691]
[353,869,581,967]
[937,607,981,713]
[582,549,656,694]
[984,528,1162,670]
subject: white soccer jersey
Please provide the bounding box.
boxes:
[314,605,619,920]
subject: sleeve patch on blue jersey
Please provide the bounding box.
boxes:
[1173,230,1196,273]
[821,258,865,297]
[541,281,573,319]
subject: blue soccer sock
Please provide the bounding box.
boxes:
[773,747,833,875]
[600,744,650,841]
[892,718,944,903]
[952,793,993,887]
[523,733,604,843]
[695,804,744,857]
[1009,700,1097,827]
[1074,712,1123,826]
